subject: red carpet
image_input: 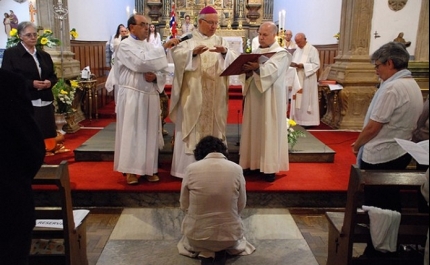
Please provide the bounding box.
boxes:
[41,96,360,193]
[43,122,358,192]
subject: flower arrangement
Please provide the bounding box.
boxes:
[287,118,306,150]
[333,32,340,41]
[52,79,79,114]
[70,28,78,40]
[37,29,61,49]
[6,28,60,49]
[6,28,19,48]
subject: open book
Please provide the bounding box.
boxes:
[220,52,275,76]
[395,138,429,165]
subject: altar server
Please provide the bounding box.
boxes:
[111,13,179,185]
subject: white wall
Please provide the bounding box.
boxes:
[369,0,420,56]
[68,0,135,42]
[273,0,342,45]
[1,0,422,53]
[0,0,134,48]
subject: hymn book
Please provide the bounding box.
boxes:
[220,52,276,76]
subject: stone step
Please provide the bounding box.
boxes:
[74,123,335,163]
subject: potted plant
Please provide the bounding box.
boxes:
[52,79,80,133]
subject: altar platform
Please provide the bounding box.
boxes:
[74,122,336,164]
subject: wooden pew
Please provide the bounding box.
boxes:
[30,161,89,265]
[325,165,428,265]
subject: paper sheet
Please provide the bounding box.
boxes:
[35,209,90,229]
[328,84,343,91]
[395,138,429,165]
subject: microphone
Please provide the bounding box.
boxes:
[179,33,193,42]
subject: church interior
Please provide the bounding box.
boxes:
[0,0,428,264]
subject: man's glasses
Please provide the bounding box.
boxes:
[201,19,219,26]
[23,33,38,38]
[133,22,149,27]
[374,63,383,69]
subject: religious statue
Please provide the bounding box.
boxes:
[393,32,411,47]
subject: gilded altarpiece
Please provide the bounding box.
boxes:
[141,0,269,42]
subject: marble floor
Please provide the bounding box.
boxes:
[96,208,319,265]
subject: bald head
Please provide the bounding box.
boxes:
[295,32,307,48]
[285,30,293,41]
[258,22,277,48]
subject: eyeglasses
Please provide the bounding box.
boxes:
[201,19,219,26]
[133,22,149,27]
[374,62,383,69]
[23,33,38,38]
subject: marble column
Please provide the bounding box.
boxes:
[35,0,80,79]
[326,0,378,130]
[410,0,429,99]
[327,0,429,130]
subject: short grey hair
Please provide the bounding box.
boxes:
[371,42,409,70]
[17,21,36,36]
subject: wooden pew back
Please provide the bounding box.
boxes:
[30,161,89,265]
[326,165,428,265]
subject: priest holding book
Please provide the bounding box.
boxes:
[169,6,239,178]
[239,22,291,182]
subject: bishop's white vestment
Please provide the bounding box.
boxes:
[290,42,320,126]
[169,30,239,178]
[112,37,168,176]
[239,42,291,174]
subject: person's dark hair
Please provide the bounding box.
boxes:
[17,21,36,37]
[185,15,190,19]
[127,13,145,29]
[114,24,125,38]
[193,136,228,161]
[371,42,409,70]
[121,35,129,41]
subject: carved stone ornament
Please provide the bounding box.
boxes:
[388,0,408,11]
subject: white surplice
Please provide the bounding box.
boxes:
[169,30,240,178]
[290,42,320,126]
[239,42,291,174]
[112,37,168,176]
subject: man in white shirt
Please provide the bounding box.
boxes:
[181,15,195,34]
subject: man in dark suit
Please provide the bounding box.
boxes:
[0,69,45,264]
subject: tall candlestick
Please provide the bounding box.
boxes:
[280,10,286,31]
[278,11,281,32]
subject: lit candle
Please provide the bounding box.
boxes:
[278,11,281,33]
[126,6,130,18]
[281,10,286,31]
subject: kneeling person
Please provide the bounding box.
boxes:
[178,136,255,265]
